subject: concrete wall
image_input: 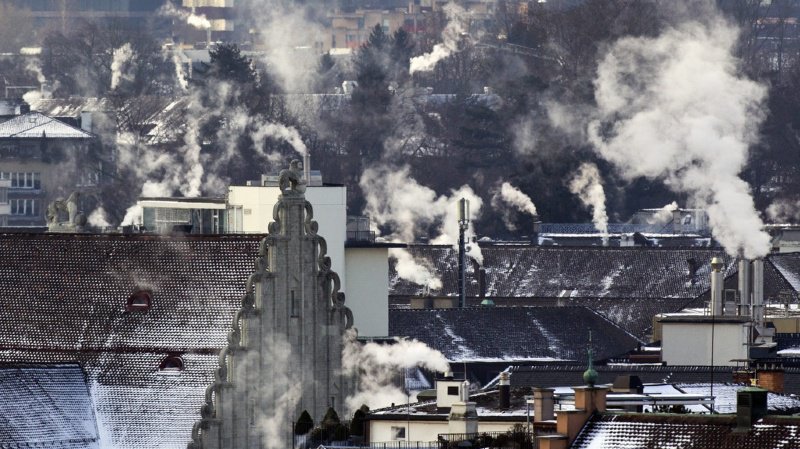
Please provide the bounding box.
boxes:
[345,247,389,337]
[228,185,347,286]
[661,321,748,366]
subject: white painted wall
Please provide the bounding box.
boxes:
[228,185,347,286]
[369,419,523,443]
[661,321,748,366]
[345,247,389,336]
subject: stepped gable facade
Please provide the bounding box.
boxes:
[189,168,354,449]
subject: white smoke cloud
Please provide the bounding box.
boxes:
[343,331,450,412]
[390,248,443,291]
[647,201,679,225]
[360,165,484,268]
[121,204,142,227]
[88,207,111,228]
[110,43,135,90]
[159,2,211,30]
[568,163,609,244]
[495,182,537,216]
[767,198,800,223]
[586,16,770,258]
[410,2,468,74]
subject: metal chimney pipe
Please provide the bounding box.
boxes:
[498,372,511,409]
[303,152,311,184]
[458,198,469,308]
[752,258,765,326]
[738,258,752,316]
[710,257,724,316]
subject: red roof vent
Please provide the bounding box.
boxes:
[159,355,185,371]
[126,290,152,312]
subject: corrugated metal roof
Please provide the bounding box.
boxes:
[0,112,93,138]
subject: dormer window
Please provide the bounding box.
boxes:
[159,355,185,371]
[126,290,152,312]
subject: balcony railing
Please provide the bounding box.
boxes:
[437,431,536,449]
[347,230,376,243]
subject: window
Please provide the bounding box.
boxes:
[126,290,153,312]
[391,426,406,440]
[10,199,38,216]
[7,172,40,189]
[447,386,459,396]
[159,354,185,371]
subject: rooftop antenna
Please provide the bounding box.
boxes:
[458,198,470,308]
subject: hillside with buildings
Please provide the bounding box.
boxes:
[2,0,800,449]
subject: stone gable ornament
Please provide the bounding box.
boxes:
[278,159,307,193]
[46,191,86,232]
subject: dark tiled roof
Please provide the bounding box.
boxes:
[571,413,800,449]
[509,364,736,389]
[0,233,262,449]
[0,364,99,448]
[388,307,639,362]
[389,245,736,299]
[767,253,800,299]
[555,297,703,340]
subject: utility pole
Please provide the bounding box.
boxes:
[458,198,469,308]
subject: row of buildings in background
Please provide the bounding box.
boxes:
[2,0,499,52]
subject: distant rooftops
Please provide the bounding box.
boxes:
[0,112,93,139]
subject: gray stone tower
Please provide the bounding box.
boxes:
[188,162,354,448]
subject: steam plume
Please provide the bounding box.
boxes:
[390,248,443,291]
[587,15,770,258]
[110,43,135,90]
[647,201,679,225]
[360,165,484,268]
[767,198,800,223]
[343,331,450,412]
[410,3,467,74]
[159,2,211,30]
[88,207,111,228]
[495,182,537,216]
[568,163,609,244]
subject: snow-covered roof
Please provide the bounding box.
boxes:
[0,364,99,448]
[389,307,639,362]
[572,413,800,449]
[0,112,93,138]
[27,97,111,117]
[0,233,263,449]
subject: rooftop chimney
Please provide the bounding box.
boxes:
[738,258,751,316]
[752,259,764,325]
[710,257,724,316]
[533,388,554,422]
[498,372,510,409]
[736,386,767,431]
[457,198,469,308]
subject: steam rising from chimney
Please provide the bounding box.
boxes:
[495,182,537,216]
[568,163,609,244]
[88,207,111,228]
[343,331,450,412]
[587,16,770,258]
[409,3,468,74]
[110,43,135,90]
[647,201,679,224]
[159,2,211,30]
